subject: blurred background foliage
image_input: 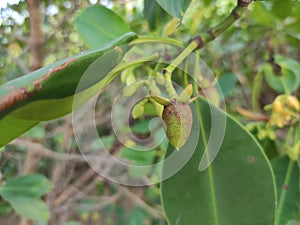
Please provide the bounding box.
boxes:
[0,0,299,224]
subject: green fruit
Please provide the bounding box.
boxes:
[132,98,148,119]
[162,101,192,150]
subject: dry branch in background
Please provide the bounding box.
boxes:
[26,0,44,70]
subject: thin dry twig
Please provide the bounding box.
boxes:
[122,188,165,219]
[54,168,97,207]
[11,139,110,163]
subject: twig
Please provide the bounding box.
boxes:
[8,51,31,75]
[163,0,253,78]
[54,168,97,207]
[78,190,122,211]
[236,107,269,122]
[11,139,113,163]
[190,0,253,50]
[122,188,165,219]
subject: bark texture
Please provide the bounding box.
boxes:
[27,0,44,71]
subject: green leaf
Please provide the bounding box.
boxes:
[143,0,170,31]
[76,5,131,48]
[127,208,148,225]
[0,116,38,147]
[7,197,50,222]
[0,32,137,147]
[250,2,276,27]
[0,174,52,198]
[0,202,12,216]
[24,124,46,139]
[218,72,237,98]
[271,156,299,225]
[161,97,276,225]
[120,146,156,166]
[272,0,292,19]
[156,0,191,19]
[0,174,52,222]
[275,54,300,86]
[263,55,300,94]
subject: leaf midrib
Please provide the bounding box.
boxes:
[195,100,219,225]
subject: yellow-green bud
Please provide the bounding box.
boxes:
[286,95,300,111]
[132,99,147,119]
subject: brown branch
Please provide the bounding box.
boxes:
[236,107,269,122]
[190,0,253,50]
[11,138,112,163]
[122,188,165,219]
[26,0,44,71]
[14,34,30,44]
[54,168,97,207]
[77,190,122,211]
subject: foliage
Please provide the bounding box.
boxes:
[0,174,52,222]
[0,0,299,225]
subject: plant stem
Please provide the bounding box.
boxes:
[285,126,294,149]
[163,41,198,78]
[130,36,183,47]
[103,53,160,86]
[160,0,253,97]
[190,0,252,50]
[164,0,253,77]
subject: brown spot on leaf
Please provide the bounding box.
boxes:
[247,156,256,164]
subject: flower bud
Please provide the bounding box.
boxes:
[286,95,300,111]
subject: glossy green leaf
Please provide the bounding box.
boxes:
[0,116,38,147]
[0,174,52,222]
[161,97,276,225]
[0,32,137,147]
[76,5,131,48]
[156,0,191,19]
[271,156,299,225]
